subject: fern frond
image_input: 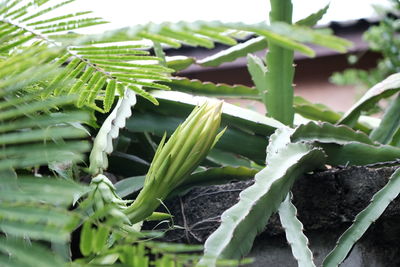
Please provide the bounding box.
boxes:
[76,20,350,55]
[0,236,64,267]
[0,0,170,111]
[0,202,79,242]
[0,47,91,172]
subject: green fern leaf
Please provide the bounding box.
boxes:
[0,237,64,267]
[103,79,116,112]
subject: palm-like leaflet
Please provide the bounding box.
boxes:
[0,46,90,265]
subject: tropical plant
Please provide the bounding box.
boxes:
[0,45,91,266]
[1,0,400,267]
[331,0,400,89]
[106,1,399,267]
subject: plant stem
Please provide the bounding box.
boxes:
[265,0,295,126]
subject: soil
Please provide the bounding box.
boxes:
[145,165,400,266]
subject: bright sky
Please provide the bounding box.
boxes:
[61,0,391,32]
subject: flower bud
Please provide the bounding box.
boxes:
[125,101,224,223]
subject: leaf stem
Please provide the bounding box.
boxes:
[265,0,295,126]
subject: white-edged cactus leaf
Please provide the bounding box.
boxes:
[291,122,375,145]
[279,193,316,267]
[198,136,325,266]
[267,126,294,156]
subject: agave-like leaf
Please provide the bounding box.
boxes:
[291,122,376,145]
[198,129,326,266]
[128,90,283,163]
[323,168,400,267]
[126,111,268,164]
[338,73,400,126]
[135,90,283,136]
[390,129,400,147]
[369,93,400,144]
[115,176,146,198]
[319,142,400,166]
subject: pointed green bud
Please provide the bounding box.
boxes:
[125,101,224,223]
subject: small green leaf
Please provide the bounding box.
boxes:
[87,76,107,105]
[103,79,117,112]
[77,72,102,107]
[80,221,94,256]
[145,212,173,221]
[198,37,268,67]
[390,128,400,146]
[93,225,110,253]
[247,54,267,99]
[152,41,167,66]
[295,4,329,27]
[115,176,146,198]
[165,56,195,72]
